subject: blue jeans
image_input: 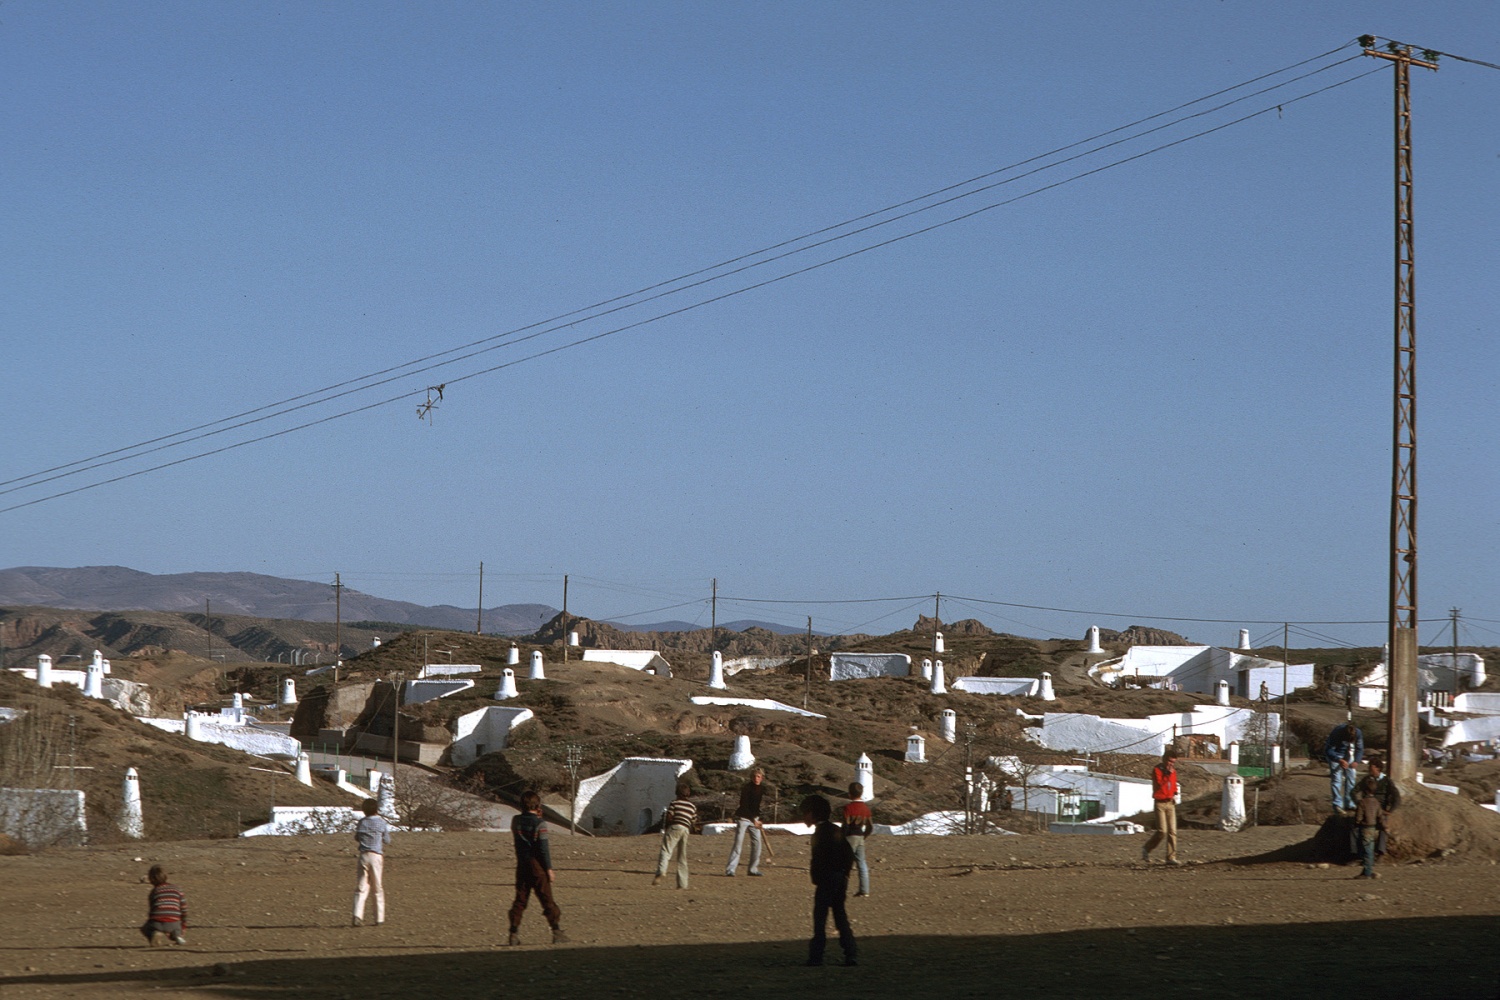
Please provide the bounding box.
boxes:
[1359,826,1378,875]
[1330,764,1358,811]
[846,835,869,895]
[724,818,762,875]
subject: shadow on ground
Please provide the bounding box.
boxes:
[3,917,1497,1000]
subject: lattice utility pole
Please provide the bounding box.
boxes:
[566,744,583,834]
[1361,36,1438,784]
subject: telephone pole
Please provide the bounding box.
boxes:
[1450,607,1462,693]
[1362,36,1438,784]
[476,562,484,634]
[562,574,569,664]
[333,573,343,685]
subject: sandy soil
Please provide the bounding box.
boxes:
[2,826,1497,1000]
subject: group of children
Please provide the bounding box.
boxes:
[141,782,863,966]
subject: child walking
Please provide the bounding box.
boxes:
[506,791,567,945]
[352,797,392,926]
[140,865,188,946]
[800,793,856,967]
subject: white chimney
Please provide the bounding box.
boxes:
[119,767,144,839]
[855,753,875,800]
[495,668,519,700]
[708,651,727,690]
[729,735,755,771]
[529,650,546,681]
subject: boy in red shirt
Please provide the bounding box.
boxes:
[1141,749,1180,865]
[840,782,874,897]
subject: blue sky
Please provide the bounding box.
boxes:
[3,2,1498,648]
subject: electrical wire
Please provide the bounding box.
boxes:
[3,52,1378,511]
[0,41,1361,499]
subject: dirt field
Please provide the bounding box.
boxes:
[2,826,1497,1000]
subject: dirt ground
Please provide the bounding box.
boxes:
[2,826,1498,1000]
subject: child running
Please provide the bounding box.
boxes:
[140,865,188,946]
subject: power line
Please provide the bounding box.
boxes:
[3,63,1385,513]
[2,41,1362,501]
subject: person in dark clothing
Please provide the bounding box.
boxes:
[506,791,567,946]
[724,768,766,876]
[1352,776,1384,879]
[800,793,856,967]
[1361,758,1401,859]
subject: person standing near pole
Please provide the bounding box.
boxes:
[724,768,766,877]
[1324,715,1364,814]
[1140,749,1180,865]
[840,783,873,897]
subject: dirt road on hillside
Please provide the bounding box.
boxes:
[1,827,1497,1000]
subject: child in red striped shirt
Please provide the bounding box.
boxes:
[140,865,188,946]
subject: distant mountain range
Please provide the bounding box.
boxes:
[0,566,805,636]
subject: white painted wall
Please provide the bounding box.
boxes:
[575,757,692,835]
[0,788,88,847]
[1452,693,1500,716]
[449,706,535,766]
[402,679,476,704]
[241,805,364,837]
[1026,706,1278,755]
[690,696,825,718]
[829,652,912,680]
[992,765,1154,822]
[418,664,483,677]
[722,656,797,676]
[952,677,1039,696]
[581,650,672,677]
[1093,646,1314,698]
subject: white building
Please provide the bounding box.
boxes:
[988,762,1155,823]
[448,706,535,766]
[581,650,672,677]
[1026,705,1279,757]
[574,757,693,835]
[1092,645,1314,699]
[828,653,912,681]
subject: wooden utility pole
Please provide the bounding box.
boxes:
[1450,607,1462,693]
[205,599,212,662]
[803,617,813,709]
[1362,36,1438,784]
[711,578,718,653]
[333,573,343,685]
[562,574,569,664]
[476,562,484,634]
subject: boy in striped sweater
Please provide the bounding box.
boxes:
[653,781,697,889]
[140,865,187,946]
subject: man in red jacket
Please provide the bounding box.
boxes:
[1141,749,1180,865]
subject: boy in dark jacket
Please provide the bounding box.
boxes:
[507,791,567,945]
[800,793,856,967]
[1353,776,1384,879]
